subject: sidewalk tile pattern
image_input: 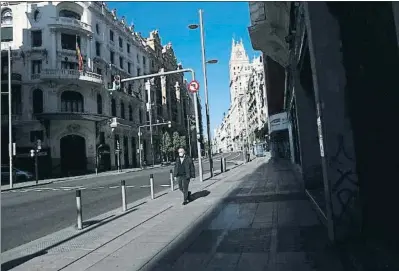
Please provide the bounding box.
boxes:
[147,159,345,271]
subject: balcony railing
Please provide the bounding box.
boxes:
[38,69,102,84]
[1,115,21,122]
[49,17,92,33]
[1,73,22,82]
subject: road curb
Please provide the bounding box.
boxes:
[1,181,54,192]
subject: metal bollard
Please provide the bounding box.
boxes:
[220,158,224,173]
[121,180,127,212]
[76,190,83,230]
[223,157,227,172]
[150,174,154,199]
[221,157,227,172]
[169,169,174,191]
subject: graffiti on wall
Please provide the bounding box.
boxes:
[329,134,359,226]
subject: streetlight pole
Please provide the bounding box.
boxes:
[8,46,13,188]
[138,127,143,169]
[145,80,155,167]
[187,114,192,157]
[30,139,42,184]
[198,9,214,177]
[118,68,203,182]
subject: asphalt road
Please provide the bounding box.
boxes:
[1,152,241,252]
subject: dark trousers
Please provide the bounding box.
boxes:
[177,176,190,201]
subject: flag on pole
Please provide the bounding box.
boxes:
[76,36,83,71]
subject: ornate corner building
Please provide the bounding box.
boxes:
[1,1,198,178]
[248,1,399,252]
[213,38,268,154]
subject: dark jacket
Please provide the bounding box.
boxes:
[173,155,195,179]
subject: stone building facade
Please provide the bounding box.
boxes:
[248,1,399,254]
[213,39,267,153]
[1,1,196,177]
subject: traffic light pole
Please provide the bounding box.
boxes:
[109,68,203,182]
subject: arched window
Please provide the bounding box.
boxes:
[111,98,116,116]
[128,105,133,121]
[1,8,13,25]
[61,91,84,112]
[97,94,102,114]
[1,8,13,42]
[32,89,43,114]
[120,101,125,119]
[59,9,81,20]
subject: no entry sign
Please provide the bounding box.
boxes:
[188,80,200,93]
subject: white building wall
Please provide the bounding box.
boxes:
[1,1,191,177]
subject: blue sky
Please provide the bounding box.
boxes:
[107,1,258,137]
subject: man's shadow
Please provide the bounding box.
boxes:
[189,190,210,202]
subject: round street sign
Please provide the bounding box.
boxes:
[188,80,200,93]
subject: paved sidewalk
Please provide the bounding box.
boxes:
[139,158,346,271]
[1,159,247,271]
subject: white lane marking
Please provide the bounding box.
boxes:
[98,186,105,189]
[62,188,72,191]
[140,185,150,188]
[59,186,84,189]
[126,185,135,188]
[160,184,170,187]
[109,186,119,189]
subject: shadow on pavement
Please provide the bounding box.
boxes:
[155,192,168,199]
[82,214,115,229]
[1,201,146,270]
[139,158,355,271]
[1,250,48,271]
[189,190,210,203]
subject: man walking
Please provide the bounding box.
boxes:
[173,147,195,205]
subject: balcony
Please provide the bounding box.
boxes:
[1,114,22,123]
[1,73,22,84]
[37,69,102,85]
[34,112,108,122]
[48,17,92,35]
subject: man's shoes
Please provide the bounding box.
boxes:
[182,200,188,205]
[187,191,192,201]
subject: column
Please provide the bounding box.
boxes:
[304,2,360,242]
[87,35,93,72]
[128,134,133,168]
[50,30,57,68]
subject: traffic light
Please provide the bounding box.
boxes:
[113,75,121,91]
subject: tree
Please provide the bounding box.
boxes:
[160,131,171,162]
[172,131,180,159]
[179,136,186,151]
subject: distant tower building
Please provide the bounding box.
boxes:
[229,38,249,103]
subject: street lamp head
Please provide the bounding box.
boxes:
[188,24,199,30]
[168,121,172,128]
[206,59,218,64]
[30,149,35,157]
